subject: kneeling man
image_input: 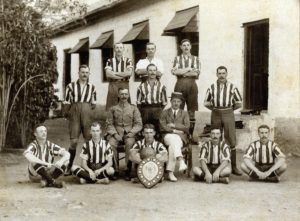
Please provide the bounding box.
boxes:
[241,125,287,182]
[24,124,70,188]
[193,127,231,184]
[72,122,115,184]
[160,92,190,182]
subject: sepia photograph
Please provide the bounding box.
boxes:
[0,0,299,220]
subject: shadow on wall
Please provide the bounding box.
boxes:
[275,118,300,155]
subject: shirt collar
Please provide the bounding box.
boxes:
[146,79,158,86]
[181,53,192,59]
[142,139,156,147]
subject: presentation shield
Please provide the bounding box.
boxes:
[137,157,164,188]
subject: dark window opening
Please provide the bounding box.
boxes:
[243,19,269,113]
[133,40,149,81]
[102,48,113,82]
[177,32,199,56]
[79,51,89,66]
[63,49,71,97]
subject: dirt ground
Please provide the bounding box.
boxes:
[0,118,299,221]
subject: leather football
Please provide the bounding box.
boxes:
[140,147,156,159]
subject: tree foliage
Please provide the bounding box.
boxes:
[0,0,57,150]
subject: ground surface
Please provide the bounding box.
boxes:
[0,118,299,221]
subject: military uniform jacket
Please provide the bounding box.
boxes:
[159,108,190,144]
[106,102,143,137]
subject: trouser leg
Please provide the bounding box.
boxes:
[164,134,183,172]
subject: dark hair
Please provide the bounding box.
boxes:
[118,87,129,93]
[79,64,89,71]
[210,126,221,132]
[216,66,227,73]
[146,42,156,48]
[143,124,155,131]
[146,63,157,71]
[91,122,101,129]
[114,42,124,48]
[258,124,270,132]
[180,39,191,45]
[34,124,47,132]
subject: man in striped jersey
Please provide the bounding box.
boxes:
[136,64,167,133]
[64,64,96,175]
[135,42,164,82]
[193,127,231,184]
[24,125,70,188]
[105,42,133,110]
[204,65,243,176]
[72,122,114,184]
[241,125,287,182]
[129,124,168,183]
[171,39,200,120]
[160,92,190,182]
[106,88,143,180]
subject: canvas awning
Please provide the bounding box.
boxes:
[120,20,149,43]
[90,31,114,49]
[69,38,89,53]
[162,6,199,36]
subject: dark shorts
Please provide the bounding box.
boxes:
[255,164,273,172]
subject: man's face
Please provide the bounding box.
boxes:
[118,89,129,102]
[180,41,191,54]
[90,125,101,140]
[216,69,228,83]
[146,44,156,57]
[114,43,124,57]
[147,66,157,79]
[210,129,221,144]
[171,98,182,110]
[79,67,90,82]
[34,126,47,140]
[143,128,155,142]
[258,128,270,144]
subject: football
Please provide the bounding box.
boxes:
[140,147,156,159]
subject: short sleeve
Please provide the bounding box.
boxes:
[135,59,143,71]
[126,58,133,69]
[24,143,37,155]
[221,145,231,162]
[172,56,179,69]
[199,144,208,163]
[105,58,113,70]
[272,145,285,159]
[104,143,113,160]
[157,142,167,154]
[232,87,242,104]
[80,144,89,161]
[244,145,255,160]
[52,143,65,156]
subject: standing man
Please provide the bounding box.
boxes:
[135,42,164,82]
[171,39,200,120]
[24,125,70,188]
[72,122,115,184]
[136,63,167,132]
[193,127,231,184]
[160,92,190,182]
[204,65,242,175]
[241,125,287,182]
[64,64,96,175]
[106,88,143,180]
[105,42,133,110]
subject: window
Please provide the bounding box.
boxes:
[69,37,89,66]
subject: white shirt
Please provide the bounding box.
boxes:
[135,57,164,74]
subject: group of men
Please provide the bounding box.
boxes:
[23,39,287,188]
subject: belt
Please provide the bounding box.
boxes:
[140,103,162,108]
[213,107,233,111]
[177,76,196,79]
[110,79,129,82]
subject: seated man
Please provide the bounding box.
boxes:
[106,88,143,180]
[24,124,70,188]
[72,122,114,184]
[159,92,190,182]
[241,124,287,182]
[193,127,231,184]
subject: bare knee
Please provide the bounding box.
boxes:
[240,162,249,173]
[106,167,115,175]
[220,165,231,177]
[193,166,203,176]
[277,161,287,174]
[71,165,80,172]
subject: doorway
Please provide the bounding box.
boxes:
[244,19,269,111]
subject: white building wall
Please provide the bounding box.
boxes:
[51,0,299,118]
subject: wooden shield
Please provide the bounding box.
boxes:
[137,157,164,188]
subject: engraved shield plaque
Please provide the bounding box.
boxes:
[137,157,164,188]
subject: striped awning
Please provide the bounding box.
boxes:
[120,20,149,43]
[90,31,114,49]
[69,38,89,53]
[162,6,199,35]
